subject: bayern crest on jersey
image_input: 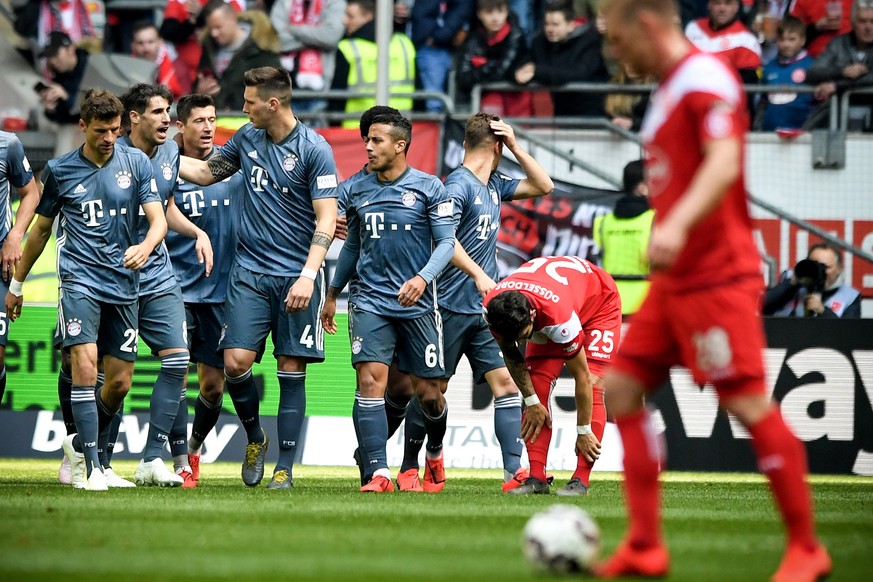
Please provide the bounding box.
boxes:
[283,153,298,173]
[161,163,174,181]
[490,188,499,204]
[401,191,416,207]
[115,171,132,189]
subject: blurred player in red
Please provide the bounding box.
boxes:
[597,1,831,581]
[483,256,622,496]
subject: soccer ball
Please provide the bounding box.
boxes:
[521,504,600,574]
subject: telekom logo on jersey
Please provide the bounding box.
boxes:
[81,200,104,226]
[183,190,206,217]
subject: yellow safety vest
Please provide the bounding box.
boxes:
[593,209,655,315]
[337,33,416,129]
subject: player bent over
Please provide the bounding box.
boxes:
[484,256,622,496]
[6,90,167,490]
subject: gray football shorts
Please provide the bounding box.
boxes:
[221,265,325,363]
[348,304,444,379]
[185,302,225,369]
[440,308,505,384]
[139,283,188,355]
[58,288,139,362]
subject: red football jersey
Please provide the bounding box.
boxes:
[640,49,761,292]
[485,256,620,362]
[684,18,762,71]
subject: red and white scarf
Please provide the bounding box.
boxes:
[280,0,325,90]
[39,0,94,48]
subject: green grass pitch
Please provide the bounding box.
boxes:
[1,460,870,581]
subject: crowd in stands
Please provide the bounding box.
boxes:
[8,0,873,131]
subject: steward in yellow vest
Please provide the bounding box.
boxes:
[593,159,654,316]
[332,0,416,128]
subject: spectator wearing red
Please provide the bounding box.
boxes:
[790,0,854,56]
[131,21,193,100]
[161,0,246,87]
[685,0,762,84]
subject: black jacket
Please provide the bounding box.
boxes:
[198,31,281,111]
[45,48,89,125]
[528,24,609,116]
[455,13,529,95]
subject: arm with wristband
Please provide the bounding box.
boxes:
[567,349,601,463]
[5,214,54,322]
[285,196,337,313]
[495,337,552,444]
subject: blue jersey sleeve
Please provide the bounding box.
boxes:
[136,154,159,205]
[35,164,62,218]
[336,180,350,215]
[495,173,521,201]
[307,141,339,201]
[6,136,33,188]
[330,210,361,292]
[219,129,242,167]
[446,180,469,228]
[418,179,456,283]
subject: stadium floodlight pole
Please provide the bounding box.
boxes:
[375,0,392,105]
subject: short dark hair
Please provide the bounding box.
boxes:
[348,0,376,16]
[359,105,401,139]
[543,0,575,22]
[203,0,235,19]
[132,19,158,37]
[177,94,216,123]
[369,112,413,149]
[623,159,645,194]
[244,66,292,106]
[808,241,843,266]
[121,83,173,117]
[484,291,532,340]
[777,15,806,38]
[465,112,501,150]
[477,0,508,11]
[80,89,124,124]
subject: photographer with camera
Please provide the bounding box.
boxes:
[763,242,861,318]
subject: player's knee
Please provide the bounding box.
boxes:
[224,350,254,378]
[488,371,518,398]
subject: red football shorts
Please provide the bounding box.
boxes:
[611,277,766,397]
[526,289,622,379]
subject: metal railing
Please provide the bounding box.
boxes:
[467,81,848,128]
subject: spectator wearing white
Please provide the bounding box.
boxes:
[270,0,348,114]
